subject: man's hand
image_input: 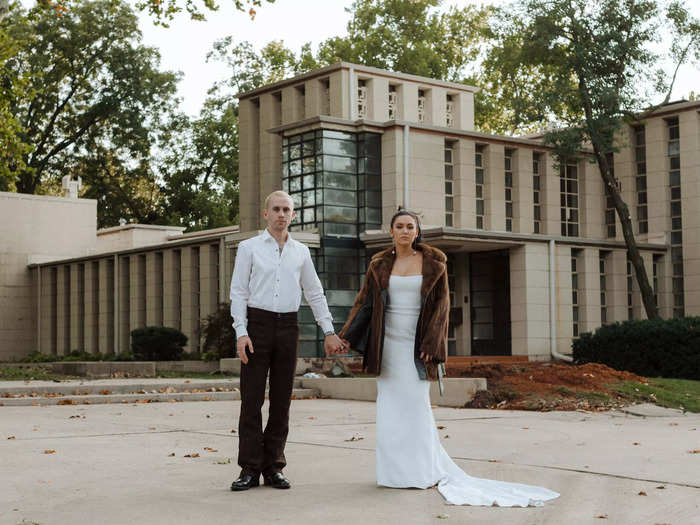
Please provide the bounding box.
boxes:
[237,336,254,364]
[324,334,346,357]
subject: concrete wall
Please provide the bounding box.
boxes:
[0,192,97,360]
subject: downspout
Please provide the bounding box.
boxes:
[549,239,573,362]
[36,266,41,354]
[114,254,119,355]
[403,124,410,208]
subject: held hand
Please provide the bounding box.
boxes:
[324,334,346,356]
[237,336,254,364]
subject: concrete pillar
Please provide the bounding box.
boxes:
[97,258,113,354]
[238,98,260,232]
[304,78,322,119]
[55,265,69,356]
[180,247,199,353]
[329,69,349,119]
[455,91,475,131]
[455,139,476,229]
[513,148,534,234]
[381,128,404,227]
[680,109,700,315]
[485,143,506,232]
[400,82,419,123]
[129,255,146,332]
[368,76,389,122]
[83,261,98,354]
[510,243,550,360]
[146,252,163,326]
[645,118,668,240]
[409,131,443,227]
[118,256,130,354]
[452,252,470,355]
[608,250,628,323]
[40,266,56,355]
[580,160,605,239]
[542,152,560,236]
[163,249,181,330]
[199,244,218,322]
[430,86,447,127]
[260,92,284,227]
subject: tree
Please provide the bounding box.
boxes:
[485,0,700,320]
[5,0,180,199]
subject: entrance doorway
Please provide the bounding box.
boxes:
[469,250,511,356]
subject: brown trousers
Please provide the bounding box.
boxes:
[237,307,299,475]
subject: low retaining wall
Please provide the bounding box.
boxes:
[3,360,219,378]
[299,377,488,408]
[220,357,364,377]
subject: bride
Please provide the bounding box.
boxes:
[337,210,559,507]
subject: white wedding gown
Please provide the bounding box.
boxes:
[375,275,560,507]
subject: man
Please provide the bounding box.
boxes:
[229,190,345,491]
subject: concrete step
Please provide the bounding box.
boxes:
[0,387,319,407]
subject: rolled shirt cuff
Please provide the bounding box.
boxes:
[233,323,248,339]
[318,318,334,335]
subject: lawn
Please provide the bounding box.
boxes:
[613,377,700,413]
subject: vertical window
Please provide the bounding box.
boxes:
[475,145,485,230]
[533,152,542,234]
[572,250,580,337]
[560,160,579,237]
[634,126,648,234]
[445,94,454,127]
[653,254,661,308]
[605,152,618,238]
[388,85,397,120]
[320,79,330,116]
[357,79,368,119]
[444,141,454,227]
[667,116,684,317]
[627,257,634,320]
[417,89,426,122]
[600,251,609,325]
[504,149,514,232]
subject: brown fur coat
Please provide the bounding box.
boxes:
[339,243,450,380]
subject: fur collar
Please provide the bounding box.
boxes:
[369,243,447,297]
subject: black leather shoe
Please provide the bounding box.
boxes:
[263,471,291,489]
[230,472,260,491]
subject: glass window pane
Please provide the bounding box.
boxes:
[290,160,302,176]
[445,181,453,194]
[302,190,315,207]
[302,157,315,174]
[303,207,315,223]
[445,196,453,211]
[324,205,357,223]
[323,138,357,157]
[323,172,356,189]
[290,143,301,159]
[445,165,453,180]
[324,155,356,173]
[302,141,314,157]
[323,129,356,141]
[324,189,356,206]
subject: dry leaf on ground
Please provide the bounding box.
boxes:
[43,449,55,454]
[168,453,175,457]
[184,453,200,458]
[7,436,15,440]
[638,491,647,496]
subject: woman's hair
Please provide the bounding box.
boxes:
[390,209,422,249]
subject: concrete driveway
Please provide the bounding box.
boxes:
[1,399,698,525]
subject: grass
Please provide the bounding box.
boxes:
[0,366,79,381]
[613,377,700,413]
[155,370,232,379]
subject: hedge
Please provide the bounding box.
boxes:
[131,326,187,361]
[572,317,700,380]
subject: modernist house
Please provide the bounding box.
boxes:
[2,62,699,362]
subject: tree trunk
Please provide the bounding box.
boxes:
[595,149,660,320]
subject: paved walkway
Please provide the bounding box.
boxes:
[1,397,699,524]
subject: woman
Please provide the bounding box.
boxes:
[339,210,559,507]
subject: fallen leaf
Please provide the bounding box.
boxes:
[57,399,74,405]
[437,425,445,430]
[216,458,232,464]
[184,380,190,384]
[149,427,156,430]
[632,442,640,446]
[308,416,315,420]
[436,514,449,519]
[44,449,56,454]
[344,435,364,442]
[204,447,218,452]
[655,485,666,489]
[669,422,679,426]
[7,436,15,440]
[595,515,608,519]
[100,390,111,395]
[443,435,450,439]
[521,427,529,430]
[487,459,500,463]
[689,449,700,454]
[638,491,647,496]
[184,453,200,458]
[168,453,175,457]
[231,429,237,433]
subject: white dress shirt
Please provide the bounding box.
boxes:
[229,229,334,338]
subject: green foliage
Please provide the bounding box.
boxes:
[20,350,135,362]
[134,0,275,25]
[131,326,188,361]
[200,304,236,361]
[573,317,700,380]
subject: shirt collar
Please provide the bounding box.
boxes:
[261,228,292,244]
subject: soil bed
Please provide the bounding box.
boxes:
[450,362,647,411]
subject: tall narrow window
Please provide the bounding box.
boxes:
[560,160,579,237]
[417,89,426,122]
[634,126,648,234]
[653,254,661,308]
[444,141,454,227]
[320,79,330,115]
[445,94,454,127]
[572,250,581,337]
[357,79,368,119]
[533,152,542,234]
[627,257,634,320]
[604,152,618,238]
[388,85,397,120]
[600,251,609,324]
[504,149,514,232]
[475,145,485,230]
[667,116,684,317]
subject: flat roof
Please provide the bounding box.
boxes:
[237,62,479,100]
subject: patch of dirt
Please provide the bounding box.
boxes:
[450,362,647,411]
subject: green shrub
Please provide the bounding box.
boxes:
[573,317,700,380]
[131,326,187,361]
[21,351,57,363]
[200,304,236,361]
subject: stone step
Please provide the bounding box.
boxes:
[0,387,319,407]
